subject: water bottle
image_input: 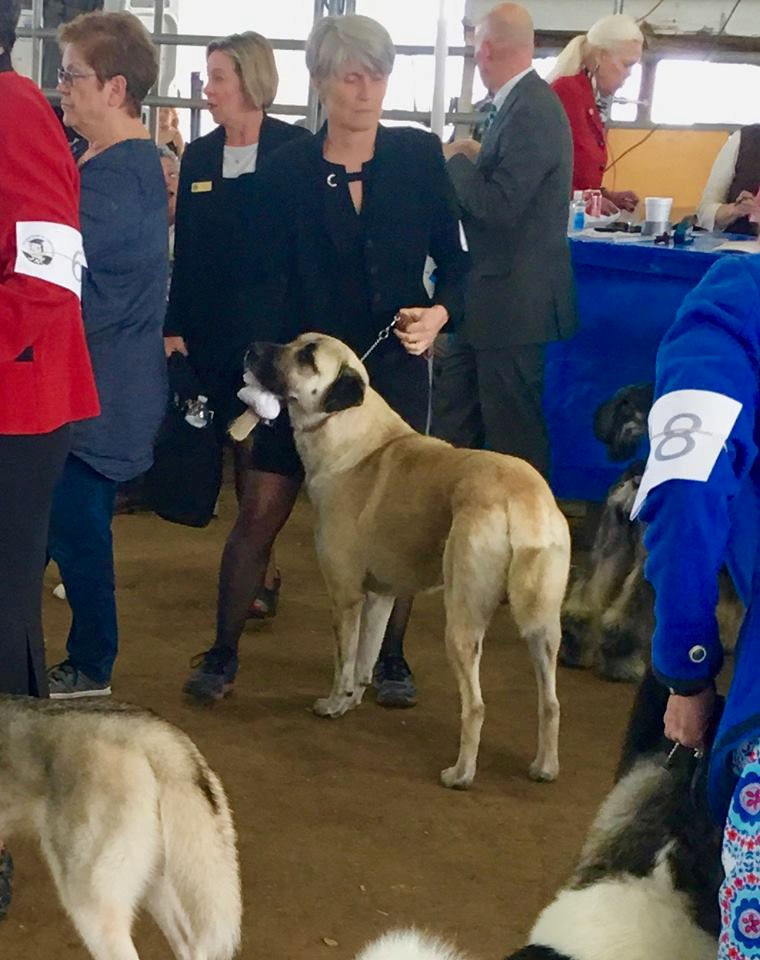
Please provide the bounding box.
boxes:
[568,190,586,233]
[184,394,213,429]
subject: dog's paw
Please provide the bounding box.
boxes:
[440,765,474,790]
[312,692,359,718]
[529,759,559,783]
[559,620,596,670]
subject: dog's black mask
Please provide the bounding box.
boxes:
[594,383,654,462]
[245,341,285,395]
[323,366,365,413]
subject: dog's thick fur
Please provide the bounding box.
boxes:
[250,334,571,789]
[562,384,742,681]
[0,696,241,960]
[356,673,723,960]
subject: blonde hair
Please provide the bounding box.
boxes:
[306,14,395,82]
[546,14,643,83]
[207,31,278,111]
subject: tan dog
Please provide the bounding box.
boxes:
[248,334,571,788]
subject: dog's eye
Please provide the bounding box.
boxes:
[297,343,318,372]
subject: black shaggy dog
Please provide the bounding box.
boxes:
[561,384,741,682]
[356,673,724,960]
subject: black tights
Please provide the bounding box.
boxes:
[213,469,410,661]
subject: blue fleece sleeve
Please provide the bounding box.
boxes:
[641,256,760,693]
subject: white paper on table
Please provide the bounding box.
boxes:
[712,239,760,254]
[15,221,87,299]
[631,389,742,519]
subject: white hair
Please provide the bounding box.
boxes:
[305,13,395,82]
[355,929,470,960]
[546,13,643,83]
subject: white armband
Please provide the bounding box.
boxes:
[631,389,742,519]
[15,221,87,300]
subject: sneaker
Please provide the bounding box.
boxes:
[182,648,238,704]
[0,849,12,921]
[372,655,417,708]
[47,662,111,700]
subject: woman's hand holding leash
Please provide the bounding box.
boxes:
[665,685,716,754]
[394,305,448,356]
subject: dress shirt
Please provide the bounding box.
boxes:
[698,131,740,231]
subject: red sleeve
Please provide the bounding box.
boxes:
[0,75,83,364]
[551,74,606,193]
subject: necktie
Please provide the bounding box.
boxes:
[474,103,499,141]
[481,101,498,135]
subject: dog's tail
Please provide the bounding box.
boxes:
[355,929,470,960]
[151,738,242,960]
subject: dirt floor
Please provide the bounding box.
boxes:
[4,481,637,960]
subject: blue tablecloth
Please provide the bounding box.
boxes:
[545,232,758,501]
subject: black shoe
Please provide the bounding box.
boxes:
[182,648,238,703]
[0,848,13,920]
[372,655,417,708]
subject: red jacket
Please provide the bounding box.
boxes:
[0,69,99,435]
[551,71,607,193]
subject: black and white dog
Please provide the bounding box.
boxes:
[356,673,724,960]
[561,383,741,682]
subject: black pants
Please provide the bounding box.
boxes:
[432,333,550,478]
[0,426,70,696]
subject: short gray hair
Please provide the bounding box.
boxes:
[305,14,395,82]
[157,144,179,164]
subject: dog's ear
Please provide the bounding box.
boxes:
[593,394,617,445]
[323,366,365,413]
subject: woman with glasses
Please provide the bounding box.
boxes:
[46,11,168,699]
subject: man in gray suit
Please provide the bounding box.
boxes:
[435,2,576,478]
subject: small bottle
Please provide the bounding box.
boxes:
[185,394,213,429]
[569,190,586,233]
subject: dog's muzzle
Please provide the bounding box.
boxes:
[245,342,285,396]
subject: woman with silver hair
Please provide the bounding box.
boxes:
[548,13,643,213]
[183,14,469,710]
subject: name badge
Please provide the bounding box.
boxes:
[14,221,86,299]
[631,389,742,519]
[191,180,213,193]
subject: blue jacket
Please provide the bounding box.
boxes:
[640,255,760,821]
[72,139,168,482]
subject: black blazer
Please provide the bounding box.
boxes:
[243,124,469,357]
[447,70,577,348]
[165,116,308,403]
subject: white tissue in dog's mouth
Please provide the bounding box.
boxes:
[238,371,281,421]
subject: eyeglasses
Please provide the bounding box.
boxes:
[57,66,97,87]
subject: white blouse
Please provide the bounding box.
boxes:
[697,131,740,231]
[222,142,259,179]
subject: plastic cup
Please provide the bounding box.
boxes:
[644,196,673,223]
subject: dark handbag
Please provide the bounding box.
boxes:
[144,353,223,528]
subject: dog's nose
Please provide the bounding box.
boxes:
[244,342,270,369]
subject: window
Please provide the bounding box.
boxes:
[651,60,760,126]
